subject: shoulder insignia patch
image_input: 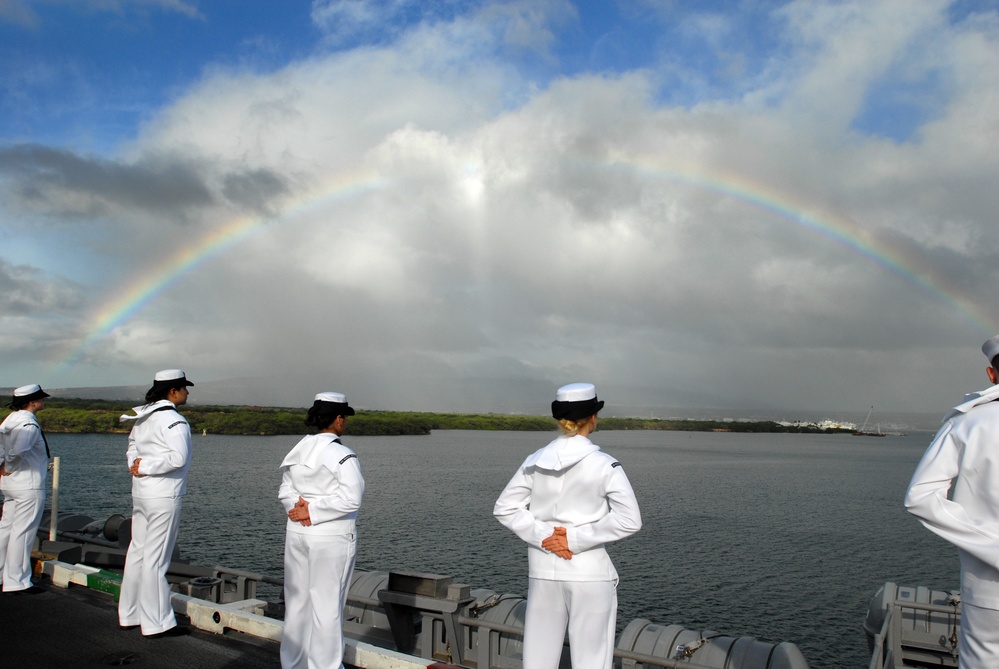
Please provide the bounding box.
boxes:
[611,461,622,468]
[167,421,187,430]
[339,453,358,465]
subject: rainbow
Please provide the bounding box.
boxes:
[602,155,999,336]
[53,169,384,373]
[54,159,998,375]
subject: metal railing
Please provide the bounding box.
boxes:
[201,569,735,669]
[207,565,284,603]
[454,613,721,669]
[868,600,960,669]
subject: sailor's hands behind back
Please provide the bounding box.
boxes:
[288,496,312,526]
[129,458,146,477]
[542,526,572,560]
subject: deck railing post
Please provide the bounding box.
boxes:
[48,456,60,541]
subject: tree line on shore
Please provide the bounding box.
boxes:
[0,398,852,437]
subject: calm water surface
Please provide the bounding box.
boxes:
[46,429,956,669]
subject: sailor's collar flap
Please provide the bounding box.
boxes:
[525,435,600,472]
[0,410,37,434]
[120,399,176,423]
[281,435,340,469]
[943,384,999,421]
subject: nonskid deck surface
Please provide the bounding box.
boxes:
[0,576,297,668]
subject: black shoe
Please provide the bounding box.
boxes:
[145,626,190,639]
[118,624,140,631]
[7,586,44,595]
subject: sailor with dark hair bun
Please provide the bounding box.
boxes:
[118,369,194,637]
[494,382,642,669]
[279,391,364,669]
[0,384,51,594]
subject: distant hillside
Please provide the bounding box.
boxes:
[0,398,852,437]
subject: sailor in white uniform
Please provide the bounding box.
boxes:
[279,392,364,669]
[494,383,642,669]
[117,369,194,637]
[906,336,999,669]
[0,384,50,594]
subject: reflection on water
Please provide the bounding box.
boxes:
[47,429,955,669]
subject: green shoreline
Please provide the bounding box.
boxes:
[2,398,852,437]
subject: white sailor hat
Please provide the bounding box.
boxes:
[551,382,604,420]
[10,383,50,408]
[151,369,194,390]
[984,336,999,365]
[312,392,355,416]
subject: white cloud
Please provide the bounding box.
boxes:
[311,0,392,42]
[82,0,201,19]
[310,0,574,57]
[777,0,951,132]
[0,0,202,24]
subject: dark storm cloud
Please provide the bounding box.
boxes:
[0,257,81,315]
[0,144,215,214]
[221,168,289,214]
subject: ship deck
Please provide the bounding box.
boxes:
[1,574,294,668]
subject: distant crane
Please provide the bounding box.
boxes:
[852,405,885,437]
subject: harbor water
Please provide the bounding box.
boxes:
[46,428,956,669]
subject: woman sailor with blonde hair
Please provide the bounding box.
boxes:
[494,383,642,669]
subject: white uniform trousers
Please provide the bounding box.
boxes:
[118,496,183,635]
[281,530,357,669]
[958,601,999,669]
[0,488,45,592]
[522,579,617,669]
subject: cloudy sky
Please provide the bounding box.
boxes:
[1,0,998,417]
